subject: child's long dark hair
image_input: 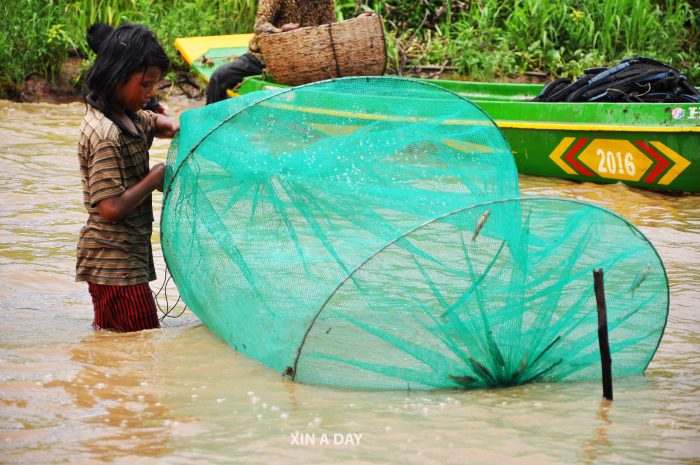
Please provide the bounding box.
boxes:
[83,23,169,111]
[86,22,113,54]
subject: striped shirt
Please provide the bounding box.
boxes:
[76,104,158,286]
[248,0,336,60]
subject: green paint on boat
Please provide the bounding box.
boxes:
[237,76,700,193]
[190,46,248,82]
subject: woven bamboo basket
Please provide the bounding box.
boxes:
[258,14,387,86]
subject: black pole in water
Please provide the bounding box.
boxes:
[593,269,613,401]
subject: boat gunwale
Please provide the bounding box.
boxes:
[239,76,700,130]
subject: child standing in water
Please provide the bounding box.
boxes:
[76,24,179,332]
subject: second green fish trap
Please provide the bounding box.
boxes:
[162,77,668,390]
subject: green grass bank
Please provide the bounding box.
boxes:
[1,0,698,99]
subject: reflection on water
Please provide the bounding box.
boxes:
[580,400,613,465]
[44,332,177,461]
[1,98,699,464]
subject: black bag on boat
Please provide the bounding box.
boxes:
[533,57,700,103]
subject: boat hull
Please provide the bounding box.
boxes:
[239,77,700,193]
[505,128,697,192]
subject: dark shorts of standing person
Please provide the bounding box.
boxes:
[206,52,264,105]
[88,282,160,332]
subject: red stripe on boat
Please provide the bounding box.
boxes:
[563,138,594,176]
[636,140,670,184]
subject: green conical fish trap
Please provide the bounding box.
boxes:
[162,77,668,390]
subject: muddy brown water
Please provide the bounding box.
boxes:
[1,97,698,464]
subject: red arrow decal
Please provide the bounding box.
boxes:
[563,138,594,176]
[636,140,670,183]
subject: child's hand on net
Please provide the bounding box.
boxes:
[155,114,179,138]
[150,163,166,192]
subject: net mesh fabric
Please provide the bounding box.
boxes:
[295,198,667,389]
[162,77,668,390]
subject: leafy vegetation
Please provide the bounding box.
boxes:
[0,0,257,95]
[367,0,698,81]
[1,0,698,98]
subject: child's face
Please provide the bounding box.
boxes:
[114,66,162,113]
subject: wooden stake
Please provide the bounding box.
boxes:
[593,269,613,401]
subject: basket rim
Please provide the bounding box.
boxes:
[257,15,387,85]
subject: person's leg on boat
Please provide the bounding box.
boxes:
[205,53,264,104]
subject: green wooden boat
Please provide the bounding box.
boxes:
[239,76,700,193]
[175,35,700,193]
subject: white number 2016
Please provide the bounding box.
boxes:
[596,149,636,176]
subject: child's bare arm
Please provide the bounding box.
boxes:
[154,114,179,138]
[96,163,165,221]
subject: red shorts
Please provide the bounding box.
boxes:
[88,282,160,332]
